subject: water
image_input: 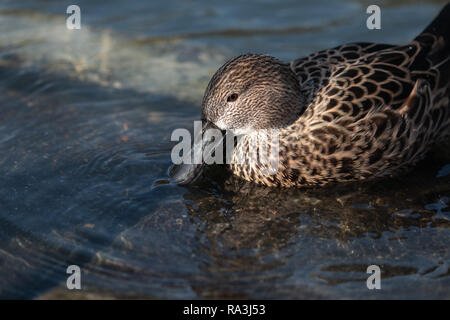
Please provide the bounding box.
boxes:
[0,0,449,299]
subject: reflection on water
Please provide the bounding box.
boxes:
[0,0,449,299]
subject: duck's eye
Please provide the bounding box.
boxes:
[227,93,238,102]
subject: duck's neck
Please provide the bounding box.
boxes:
[227,126,309,187]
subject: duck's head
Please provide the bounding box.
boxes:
[170,53,304,185]
[202,53,303,134]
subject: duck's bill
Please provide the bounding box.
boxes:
[169,121,225,185]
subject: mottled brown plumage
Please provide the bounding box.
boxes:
[173,4,450,188]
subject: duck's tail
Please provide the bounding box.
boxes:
[416,3,450,44]
[414,3,450,137]
[414,3,450,83]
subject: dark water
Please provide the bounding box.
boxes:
[0,0,449,299]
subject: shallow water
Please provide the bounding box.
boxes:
[0,0,449,299]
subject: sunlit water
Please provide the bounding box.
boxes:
[0,0,449,299]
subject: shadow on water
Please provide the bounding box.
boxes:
[71,152,449,299]
[175,148,450,298]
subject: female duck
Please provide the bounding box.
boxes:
[171,4,450,187]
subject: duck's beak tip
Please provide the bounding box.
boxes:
[168,120,226,186]
[169,162,206,185]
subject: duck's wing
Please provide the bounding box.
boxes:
[290,42,396,105]
[291,4,449,119]
[314,5,449,127]
[292,40,445,115]
[291,42,395,82]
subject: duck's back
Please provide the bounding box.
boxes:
[279,5,450,186]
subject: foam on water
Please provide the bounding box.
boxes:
[0,10,227,104]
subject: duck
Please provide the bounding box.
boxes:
[170,4,450,188]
